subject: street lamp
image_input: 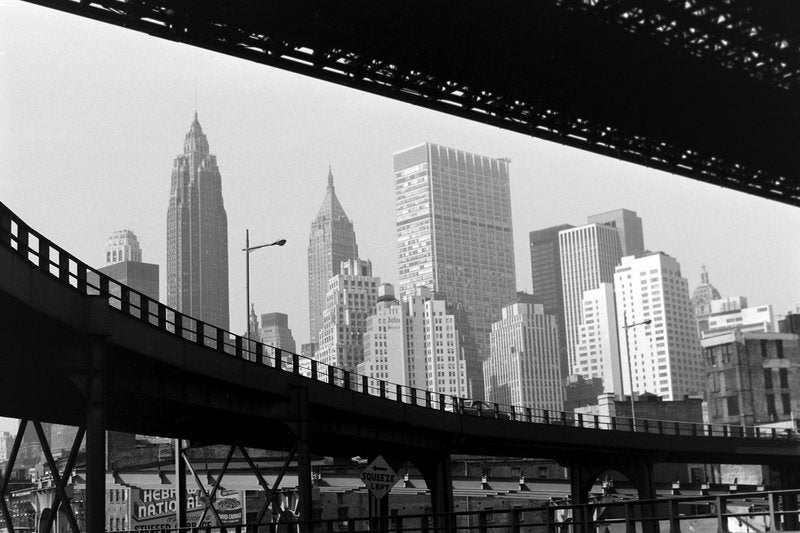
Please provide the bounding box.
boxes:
[243,229,286,339]
[621,312,652,428]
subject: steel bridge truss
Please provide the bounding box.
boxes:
[19,0,800,207]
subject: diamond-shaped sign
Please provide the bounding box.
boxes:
[360,455,398,500]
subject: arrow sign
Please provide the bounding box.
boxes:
[360,455,398,500]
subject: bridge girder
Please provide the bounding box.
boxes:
[19,0,800,207]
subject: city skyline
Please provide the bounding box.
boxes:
[2,0,799,413]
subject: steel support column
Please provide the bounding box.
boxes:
[291,387,313,531]
[85,334,107,533]
[416,452,454,531]
[174,439,187,530]
[567,459,595,533]
[628,456,658,533]
[778,464,800,531]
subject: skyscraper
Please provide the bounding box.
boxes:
[530,224,574,381]
[587,209,645,256]
[166,112,229,329]
[316,259,379,372]
[573,283,621,393]
[99,230,159,301]
[559,223,623,375]
[691,266,722,334]
[394,143,517,399]
[614,252,704,400]
[485,294,563,411]
[259,312,297,352]
[307,167,359,345]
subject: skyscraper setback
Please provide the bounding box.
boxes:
[393,143,517,398]
[166,112,230,329]
[307,168,359,345]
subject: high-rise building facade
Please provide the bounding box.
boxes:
[484,295,563,411]
[316,259,379,372]
[166,112,229,329]
[614,252,704,400]
[559,223,623,375]
[307,168,359,345]
[529,224,574,382]
[573,283,622,394]
[99,230,159,301]
[358,285,469,397]
[259,312,297,353]
[587,209,645,257]
[394,143,517,399]
[691,266,722,334]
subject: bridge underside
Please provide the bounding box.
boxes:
[20,0,800,207]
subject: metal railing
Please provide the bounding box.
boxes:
[98,488,800,533]
[1,199,797,442]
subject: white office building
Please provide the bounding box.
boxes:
[559,223,624,375]
[574,283,623,394]
[316,259,379,372]
[704,297,775,338]
[614,252,704,400]
[485,297,563,411]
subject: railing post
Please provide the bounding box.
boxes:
[311,360,317,380]
[525,407,532,422]
[410,388,417,406]
[275,348,283,369]
[425,390,432,408]
[255,341,264,363]
[328,364,335,385]
[477,511,487,533]
[723,425,729,437]
[511,508,521,533]
[674,421,679,436]
[58,250,70,284]
[396,384,403,402]
[611,417,617,431]
[439,393,446,410]
[768,492,778,531]
[715,496,729,532]
[175,312,184,339]
[668,498,681,533]
[362,375,369,394]
[37,234,49,270]
[76,263,88,293]
[343,371,351,390]
[625,501,634,533]
[543,410,550,424]
[293,353,300,374]
[379,380,386,398]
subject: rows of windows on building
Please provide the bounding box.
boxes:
[87,115,799,424]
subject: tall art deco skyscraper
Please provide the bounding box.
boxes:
[394,143,517,399]
[167,112,230,330]
[307,167,359,345]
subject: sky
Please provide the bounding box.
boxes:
[1,2,799,434]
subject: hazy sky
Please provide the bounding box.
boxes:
[1,2,799,433]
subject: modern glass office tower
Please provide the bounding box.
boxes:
[307,167,359,345]
[393,142,517,399]
[166,112,229,329]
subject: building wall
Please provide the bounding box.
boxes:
[394,143,517,399]
[307,168,359,345]
[98,261,160,302]
[485,300,562,411]
[316,259,379,372]
[166,113,229,330]
[586,209,645,257]
[702,331,800,426]
[529,225,573,385]
[559,224,623,376]
[614,252,704,400]
[574,283,621,394]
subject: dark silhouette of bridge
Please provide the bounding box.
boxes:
[18,0,800,207]
[2,200,800,532]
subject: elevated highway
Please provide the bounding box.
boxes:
[2,199,800,531]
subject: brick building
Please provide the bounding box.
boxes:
[701,330,800,426]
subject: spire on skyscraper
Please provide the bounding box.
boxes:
[307,166,359,345]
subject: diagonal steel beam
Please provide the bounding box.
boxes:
[41,423,86,533]
[258,444,297,524]
[182,450,225,527]
[0,419,28,533]
[239,446,293,524]
[194,445,235,527]
[34,422,81,533]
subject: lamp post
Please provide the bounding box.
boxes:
[243,229,286,339]
[622,312,652,428]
